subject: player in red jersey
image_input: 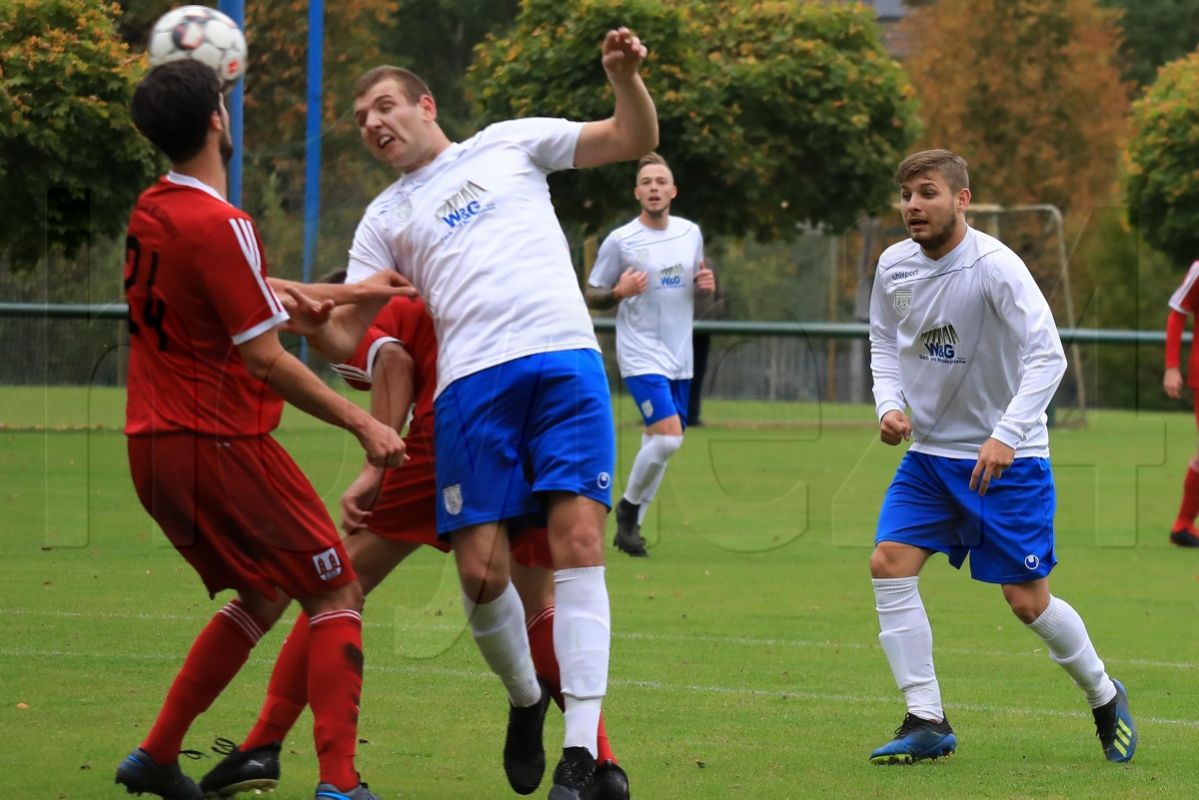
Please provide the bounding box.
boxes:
[113,61,406,800]
[199,288,630,799]
[1163,261,1199,547]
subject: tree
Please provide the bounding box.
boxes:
[901,0,1129,219]
[0,0,158,269]
[467,0,919,239]
[1100,0,1199,89]
[1124,50,1199,266]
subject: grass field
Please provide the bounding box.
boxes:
[2,386,1198,799]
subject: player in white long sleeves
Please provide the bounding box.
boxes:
[866,149,1137,766]
[585,153,714,556]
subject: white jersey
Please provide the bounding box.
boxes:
[869,226,1066,458]
[588,216,705,379]
[346,118,598,398]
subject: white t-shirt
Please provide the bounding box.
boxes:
[346,118,598,398]
[869,226,1066,458]
[588,215,705,379]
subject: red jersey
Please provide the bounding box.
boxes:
[332,296,438,451]
[1168,260,1199,388]
[123,173,288,436]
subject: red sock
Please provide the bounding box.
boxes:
[141,600,265,763]
[1176,461,1199,530]
[527,605,618,764]
[243,613,311,751]
[307,609,364,790]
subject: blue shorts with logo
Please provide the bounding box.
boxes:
[876,451,1057,584]
[624,374,691,428]
[432,349,616,536]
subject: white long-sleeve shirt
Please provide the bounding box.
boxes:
[869,226,1066,458]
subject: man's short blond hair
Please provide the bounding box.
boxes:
[353,66,432,103]
[895,149,970,193]
[637,152,670,178]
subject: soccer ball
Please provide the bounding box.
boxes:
[147,5,247,89]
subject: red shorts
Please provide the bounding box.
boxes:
[364,447,449,552]
[365,438,552,566]
[510,528,553,569]
[128,433,356,600]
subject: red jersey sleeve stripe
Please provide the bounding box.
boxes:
[228,218,285,315]
[1169,260,1199,314]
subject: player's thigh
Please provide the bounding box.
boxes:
[129,433,358,601]
[524,350,616,509]
[953,457,1058,584]
[433,367,540,534]
[344,530,421,595]
[625,373,685,429]
[876,452,966,557]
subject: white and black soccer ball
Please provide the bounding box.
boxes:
[147,5,247,89]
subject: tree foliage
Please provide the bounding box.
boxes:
[902,0,1128,218]
[0,0,158,269]
[1124,51,1199,265]
[1100,0,1199,89]
[468,0,919,238]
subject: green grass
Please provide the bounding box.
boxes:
[2,388,1198,798]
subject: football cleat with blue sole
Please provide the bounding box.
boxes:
[115,748,204,799]
[1093,678,1137,763]
[869,713,956,765]
[314,782,379,800]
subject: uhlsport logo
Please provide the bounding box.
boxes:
[918,323,964,364]
[1024,554,1041,570]
[312,547,344,581]
[597,472,611,490]
[658,263,685,288]
[436,181,494,231]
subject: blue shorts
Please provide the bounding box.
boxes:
[875,451,1057,584]
[433,349,616,536]
[624,374,691,428]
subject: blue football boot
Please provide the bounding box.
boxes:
[869,713,956,765]
[1093,678,1137,763]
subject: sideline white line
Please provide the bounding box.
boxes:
[3,647,1196,730]
[9,608,1195,671]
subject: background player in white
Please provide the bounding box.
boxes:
[585,153,714,556]
[867,149,1137,765]
[344,28,656,799]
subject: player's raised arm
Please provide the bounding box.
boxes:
[574,27,658,169]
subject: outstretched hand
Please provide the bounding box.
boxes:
[280,285,335,336]
[601,27,647,79]
[341,464,384,534]
[352,269,418,303]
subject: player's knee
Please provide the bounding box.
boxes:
[457,565,508,605]
[1001,584,1047,624]
[302,579,365,617]
[652,434,684,459]
[1190,456,1199,472]
[551,521,604,567]
[868,545,901,578]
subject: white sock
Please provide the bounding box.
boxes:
[462,582,541,707]
[637,468,668,524]
[554,566,610,758]
[1026,596,1116,708]
[624,434,683,507]
[874,576,943,721]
